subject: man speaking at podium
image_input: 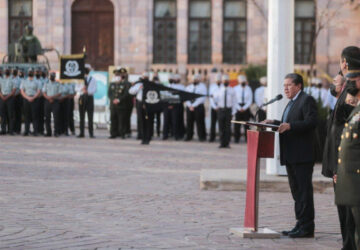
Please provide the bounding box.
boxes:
[265,73,318,238]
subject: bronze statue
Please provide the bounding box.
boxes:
[18,25,43,63]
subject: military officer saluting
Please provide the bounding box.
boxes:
[0,68,16,135]
[335,51,360,250]
[108,67,131,139]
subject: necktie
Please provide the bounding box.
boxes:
[224,87,227,108]
[191,85,196,103]
[241,87,245,104]
[85,76,89,87]
[282,100,294,122]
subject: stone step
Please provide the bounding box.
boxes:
[200,168,333,193]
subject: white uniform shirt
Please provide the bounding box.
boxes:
[185,82,207,108]
[170,83,185,91]
[234,84,253,111]
[76,75,97,96]
[320,88,328,105]
[213,84,238,115]
[209,83,221,110]
[310,87,320,100]
[254,86,266,108]
[324,89,337,110]
[129,82,143,101]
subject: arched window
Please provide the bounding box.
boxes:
[153,0,177,64]
[8,0,33,49]
[223,0,247,64]
[295,0,316,64]
[188,0,211,64]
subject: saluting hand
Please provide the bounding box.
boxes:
[278,123,291,133]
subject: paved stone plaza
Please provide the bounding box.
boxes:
[0,130,342,249]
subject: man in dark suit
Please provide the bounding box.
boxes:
[266,73,318,238]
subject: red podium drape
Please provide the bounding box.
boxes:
[243,130,275,231]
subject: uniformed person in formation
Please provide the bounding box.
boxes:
[59,81,72,136]
[184,74,207,142]
[213,74,237,148]
[129,73,145,140]
[20,68,41,136]
[118,68,133,138]
[66,82,76,136]
[0,68,16,135]
[162,74,175,140]
[43,72,61,137]
[335,50,360,250]
[35,67,45,135]
[254,76,267,122]
[12,68,23,134]
[77,64,97,138]
[170,74,185,141]
[233,75,253,142]
[135,72,155,145]
[108,67,132,139]
[208,73,222,142]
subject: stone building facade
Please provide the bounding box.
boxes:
[0,0,359,79]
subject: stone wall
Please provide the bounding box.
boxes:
[0,0,359,77]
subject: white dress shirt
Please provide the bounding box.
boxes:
[76,75,97,95]
[320,88,328,105]
[213,84,238,115]
[129,82,143,101]
[324,89,337,110]
[185,82,207,108]
[170,83,185,91]
[234,84,253,111]
[209,83,221,110]
[254,86,266,108]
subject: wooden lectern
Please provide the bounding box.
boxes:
[230,121,280,238]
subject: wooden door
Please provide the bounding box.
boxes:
[71,0,114,70]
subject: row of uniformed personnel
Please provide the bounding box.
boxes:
[123,71,266,147]
[0,67,75,136]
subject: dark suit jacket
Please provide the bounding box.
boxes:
[274,91,318,165]
[322,86,354,178]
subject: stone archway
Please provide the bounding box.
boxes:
[71,0,114,70]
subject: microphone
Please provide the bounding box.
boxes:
[261,94,283,107]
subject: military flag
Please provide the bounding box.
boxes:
[59,53,85,83]
[142,81,206,112]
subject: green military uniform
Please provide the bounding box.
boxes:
[108,78,131,138]
[336,104,360,249]
[336,104,360,205]
[121,78,133,136]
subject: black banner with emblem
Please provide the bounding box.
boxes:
[59,53,85,83]
[142,81,206,112]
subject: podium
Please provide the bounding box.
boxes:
[230,121,280,238]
